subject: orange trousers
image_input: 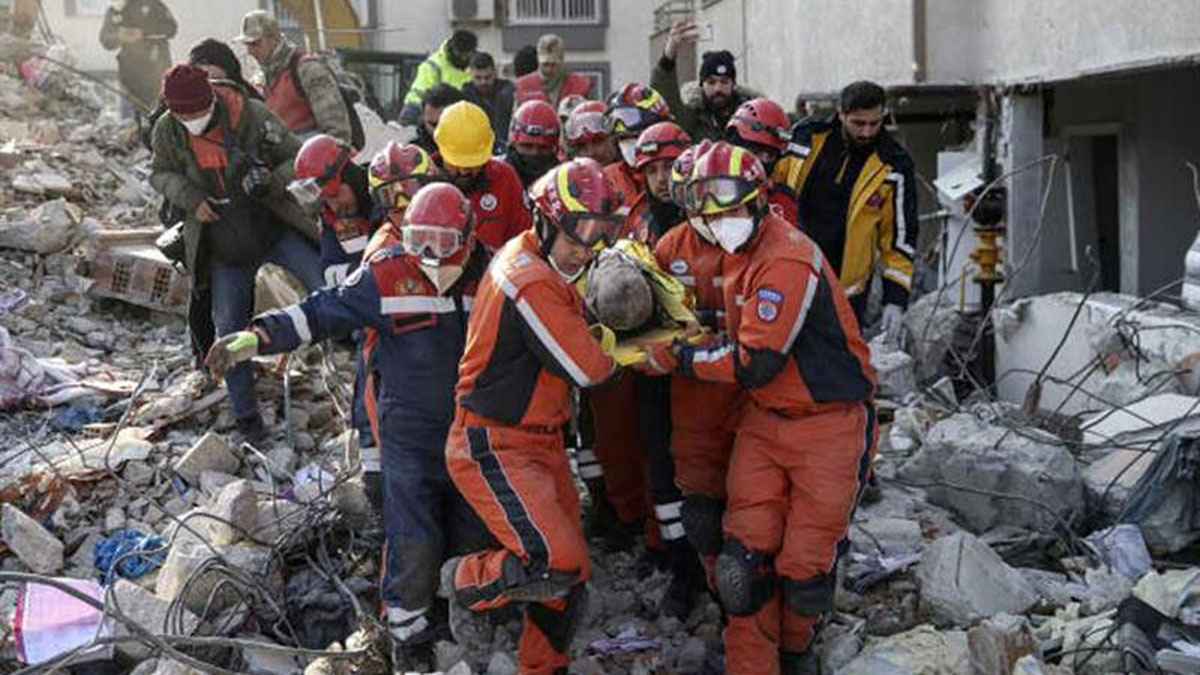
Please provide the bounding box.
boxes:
[722,401,876,675]
[588,371,650,525]
[446,410,590,675]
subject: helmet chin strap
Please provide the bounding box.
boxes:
[547,253,585,283]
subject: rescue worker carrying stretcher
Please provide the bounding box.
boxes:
[442,158,622,675]
[638,141,878,675]
[204,182,494,673]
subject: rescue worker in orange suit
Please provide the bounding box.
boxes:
[505,100,561,189]
[784,81,918,338]
[639,142,877,675]
[442,159,623,675]
[206,183,494,673]
[604,83,673,207]
[583,83,674,552]
[562,103,615,166]
[514,33,594,109]
[358,141,440,508]
[725,98,799,226]
[652,139,746,592]
[433,101,532,252]
[290,135,383,468]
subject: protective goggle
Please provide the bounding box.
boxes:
[669,175,690,209]
[512,120,558,139]
[373,176,433,211]
[636,138,688,157]
[685,176,760,214]
[565,113,607,144]
[607,106,647,134]
[731,116,789,143]
[401,224,465,260]
[288,175,341,209]
[560,213,623,247]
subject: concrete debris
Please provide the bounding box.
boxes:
[156,539,277,615]
[966,613,1034,675]
[902,291,966,385]
[838,624,970,675]
[917,531,1038,626]
[206,479,257,546]
[0,197,83,253]
[173,431,240,484]
[1011,654,1072,675]
[2,503,64,574]
[900,412,1084,533]
[870,335,918,401]
[1086,524,1152,581]
[109,578,199,660]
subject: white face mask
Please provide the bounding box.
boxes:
[618,138,638,167]
[179,105,214,136]
[710,215,754,254]
[548,254,586,283]
[420,261,465,294]
[689,215,716,244]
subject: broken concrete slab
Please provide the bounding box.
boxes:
[900,412,1084,533]
[903,291,966,385]
[966,613,1034,675]
[206,479,257,546]
[917,531,1038,627]
[173,431,239,484]
[2,503,64,574]
[0,198,82,254]
[12,170,72,196]
[110,578,199,660]
[156,540,277,615]
[849,517,924,558]
[869,336,917,401]
[838,624,970,675]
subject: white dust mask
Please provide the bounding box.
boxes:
[710,215,754,254]
[420,261,465,294]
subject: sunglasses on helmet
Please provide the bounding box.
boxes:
[559,213,622,247]
[685,176,760,213]
[373,176,434,211]
[513,121,558,138]
[607,107,646,134]
[732,116,789,143]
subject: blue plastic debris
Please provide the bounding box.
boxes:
[50,400,105,433]
[94,529,167,584]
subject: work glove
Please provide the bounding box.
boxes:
[241,164,273,199]
[323,262,351,288]
[205,331,260,377]
[635,340,679,376]
[879,304,905,346]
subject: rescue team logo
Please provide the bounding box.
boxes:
[757,288,783,322]
[480,193,498,212]
[866,190,885,209]
[394,278,421,295]
[670,259,688,275]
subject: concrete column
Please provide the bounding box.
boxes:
[1001,91,1047,299]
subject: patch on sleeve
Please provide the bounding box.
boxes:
[757,300,779,322]
[867,190,885,208]
[669,259,689,275]
[757,288,784,304]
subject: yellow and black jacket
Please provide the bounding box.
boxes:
[775,116,918,308]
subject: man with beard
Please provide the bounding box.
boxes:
[462,51,515,144]
[399,29,477,126]
[433,101,531,252]
[652,21,753,141]
[785,80,918,341]
[515,33,594,109]
[505,101,561,188]
[413,84,465,156]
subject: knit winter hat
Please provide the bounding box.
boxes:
[700,50,736,82]
[161,64,214,115]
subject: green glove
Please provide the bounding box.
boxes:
[205,331,260,377]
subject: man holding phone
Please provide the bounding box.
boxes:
[651,20,755,141]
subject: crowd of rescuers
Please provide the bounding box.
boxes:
[146,9,918,675]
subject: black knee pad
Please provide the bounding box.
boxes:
[780,572,835,616]
[714,539,775,616]
[526,583,588,654]
[681,495,724,556]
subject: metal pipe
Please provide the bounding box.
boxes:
[312,0,327,51]
[1065,157,1080,273]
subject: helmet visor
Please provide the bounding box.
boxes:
[565,113,607,144]
[562,213,622,247]
[374,176,433,211]
[512,120,559,140]
[401,224,464,259]
[686,176,759,214]
[732,116,789,144]
[607,107,645,134]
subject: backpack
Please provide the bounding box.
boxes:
[288,51,366,150]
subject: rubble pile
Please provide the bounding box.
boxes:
[3,49,1200,675]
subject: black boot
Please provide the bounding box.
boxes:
[234,412,268,446]
[660,540,707,619]
[390,640,433,674]
[780,649,821,675]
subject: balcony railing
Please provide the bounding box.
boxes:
[506,0,602,25]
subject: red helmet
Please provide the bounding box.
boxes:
[670,139,713,209]
[557,94,587,121]
[688,141,767,216]
[574,100,606,115]
[368,142,436,211]
[634,121,691,170]
[564,110,608,148]
[605,82,671,137]
[529,157,622,246]
[291,134,353,206]
[510,100,560,150]
[726,98,790,153]
[401,182,474,264]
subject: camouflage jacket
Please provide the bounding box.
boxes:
[261,39,353,143]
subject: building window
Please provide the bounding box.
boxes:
[506,0,602,25]
[64,0,108,17]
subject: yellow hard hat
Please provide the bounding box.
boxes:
[434,101,495,168]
